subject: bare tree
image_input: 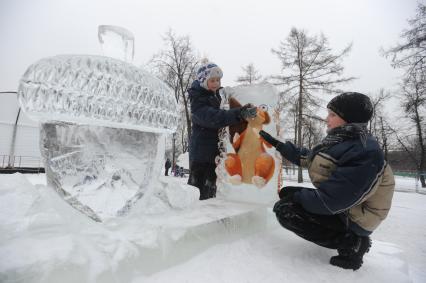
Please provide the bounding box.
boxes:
[388,123,423,172]
[383,3,426,187]
[386,71,426,187]
[379,117,391,160]
[271,27,355,182]
[383,3,426,79]
[368,89,393,160]
[401,72,426,187]
[150,29,200,164]
[178,114,189,153]
[302,116,325,149]
[369,89,390,133]
[236,63,262,84]
[369,88,393,160]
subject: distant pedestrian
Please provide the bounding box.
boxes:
[165,158,171,176]
[174,164,180,177]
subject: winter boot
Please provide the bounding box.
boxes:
[209,184,217,198]
[330,234,372,271]
[199,186,210,200]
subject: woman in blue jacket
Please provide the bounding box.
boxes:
[187,62,256,200]
[260,92,395,271]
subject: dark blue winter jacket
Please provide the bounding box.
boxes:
[278,135,394,235]
[188,80,242,164]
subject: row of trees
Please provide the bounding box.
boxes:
[150,3,425,187]
[383,3,426,187]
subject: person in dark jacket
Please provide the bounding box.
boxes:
[259,92,395,271]
[164,158,171,176]
[188,62,257,200]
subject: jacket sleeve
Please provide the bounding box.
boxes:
[294,149,384,215]
[191,94,242,128]
[276,141,310,167]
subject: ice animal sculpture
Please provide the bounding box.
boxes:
[224,96,275,188]
[18,54,180,221]
[216,83,283,204]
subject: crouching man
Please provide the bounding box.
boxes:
[260,92,395,270]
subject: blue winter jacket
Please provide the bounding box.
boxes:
[278,135,394,235]
[188,80,242,163]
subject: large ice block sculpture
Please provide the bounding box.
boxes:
[18,55,180,221]
[18,55,179,132]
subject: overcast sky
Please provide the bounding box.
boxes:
[0,0,420,121]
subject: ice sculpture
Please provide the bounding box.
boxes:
[216,83,283,204]
[19,55,179,132]
[18,55,180,221]
[98,25,135,63]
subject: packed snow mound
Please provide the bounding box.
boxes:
[0,174,267,282]
[0,173,419,283]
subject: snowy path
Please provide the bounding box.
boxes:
[134,189,425,283]
[134,225,411,283]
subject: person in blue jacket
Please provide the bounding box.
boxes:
[259,92,395,271]
[188,62,257,200]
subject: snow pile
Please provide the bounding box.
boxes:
[1,173,425,283]
[0,174,267,282]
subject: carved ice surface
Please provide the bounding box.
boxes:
[18,55,181,221]
[98,25,135,63]
[40,123,163,221]
[18,55,180,133]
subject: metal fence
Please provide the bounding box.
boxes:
[0,155,43,169]
[395,172,426,195]
[1,156,425,194]
[281,166,426,195]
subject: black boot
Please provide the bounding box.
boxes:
[209,184,217,198]
[199,186,210,200]
[330,234,372,271]
[199,180,216,200]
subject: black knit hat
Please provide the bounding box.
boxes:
[327,92,373,123]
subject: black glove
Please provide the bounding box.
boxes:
[240,104,257,120]
[278,186,301,201]
[259,130,280,147]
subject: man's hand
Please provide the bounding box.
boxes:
[259,130,280,147]
[278,186,301,201]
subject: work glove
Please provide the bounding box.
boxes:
[259,130,298,163]
[240,103,257,120]
[278,186,302,201]
[259,130,280,147]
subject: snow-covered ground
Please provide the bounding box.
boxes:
[1,173,425,283]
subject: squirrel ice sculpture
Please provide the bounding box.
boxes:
[225,97,275,188]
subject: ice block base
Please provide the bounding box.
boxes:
[116,199,270,276]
